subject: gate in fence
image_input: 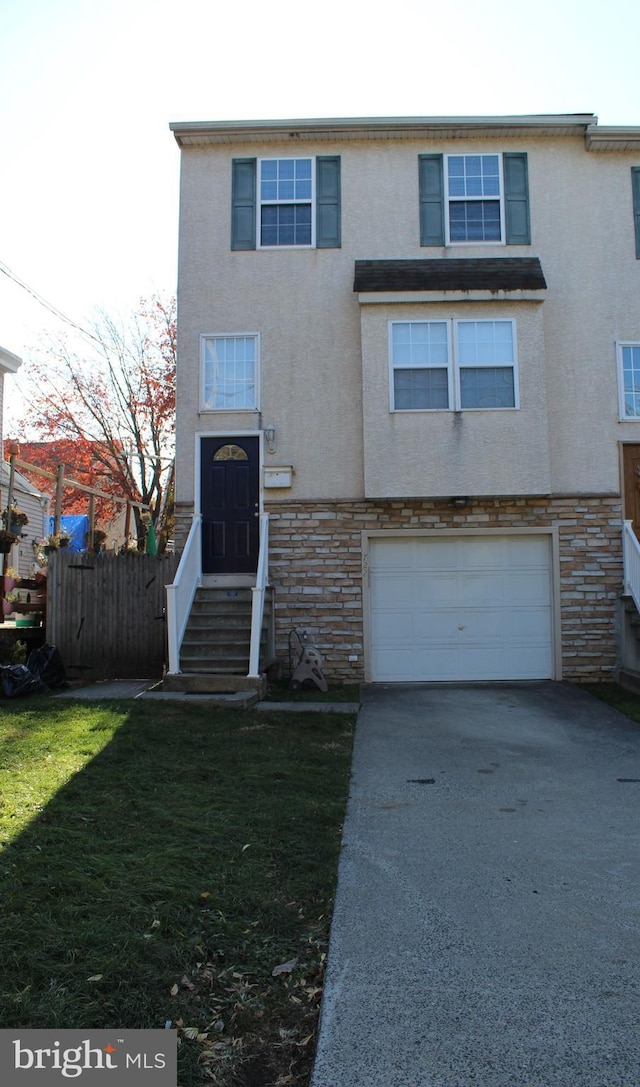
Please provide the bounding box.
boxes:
[46,550,180,681]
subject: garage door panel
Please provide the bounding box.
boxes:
[504,607,552,639]
[370,610,415,643]
[414,612,461,640]
[371,647,423,681]
[368,535,554,682]
[411,572,458,604]
[506,645,553,677]
[501,570,551,605]
[461,572,508,606]
[370,574,415,607]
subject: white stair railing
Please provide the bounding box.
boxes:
[248,513,270,679]
[623,519,640,613]
[166,514,202,674]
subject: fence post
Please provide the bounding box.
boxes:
[54,464,65,534]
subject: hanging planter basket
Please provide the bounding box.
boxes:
[0,532,18,554]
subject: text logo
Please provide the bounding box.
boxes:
[0,1030,176,1085]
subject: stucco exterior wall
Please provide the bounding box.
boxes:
[175,129,640,513]
[360,298,550,497]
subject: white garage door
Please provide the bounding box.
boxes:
[368,535,554,682]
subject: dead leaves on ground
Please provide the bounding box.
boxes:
[271,956,298,977]
[168,946,326,1086]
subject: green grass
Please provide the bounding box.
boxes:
[0,697,356,1086]
[582,682,640,725]
[265,681,361,704]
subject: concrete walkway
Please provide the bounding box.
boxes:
[312,683,640,1087]
[54,680,359,712]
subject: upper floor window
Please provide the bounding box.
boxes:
[447,155,502,243]
[231,157,341,251]
[419,152,530,247]
[617,342,640,419]
[201,334,258,411]
[259,158,313,247]
[390,319,518,412]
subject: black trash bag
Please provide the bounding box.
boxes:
[26,645,67,689]
[0,664,46,699]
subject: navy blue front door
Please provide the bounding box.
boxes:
[200,437,259,574]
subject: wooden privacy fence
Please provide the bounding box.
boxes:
[46,550,179,680]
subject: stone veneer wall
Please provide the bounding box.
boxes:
[173,495,623,683]
[264,495,623,684]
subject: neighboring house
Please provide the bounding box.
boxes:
[168,113,640,688]
[0,462,49,577]
[0,346,47,577]
[0,345,21,452]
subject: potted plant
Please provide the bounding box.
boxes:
[0,529,18,554]
[2,506,29,534]
[2,567,20,593]
[3,590,19,617]
[85,528,107,553]
[43,533,70,553]
[15,613,39,628]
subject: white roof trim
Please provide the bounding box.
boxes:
[586,125,640,151]
[358,290,546,305]
[171,114,599,147]
[1,461,44,499]
[0,346,22,373]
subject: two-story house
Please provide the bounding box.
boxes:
[167,114,640,691]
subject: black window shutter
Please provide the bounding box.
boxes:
[316,156,341,248]
[504,153,531,245]
[231,158,256,250]
[419,155,445,247]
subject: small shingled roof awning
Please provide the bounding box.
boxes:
[353,257,546,293]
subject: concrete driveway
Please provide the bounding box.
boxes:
[312,683,640,1087]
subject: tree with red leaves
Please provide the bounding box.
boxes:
[11,296,176,546]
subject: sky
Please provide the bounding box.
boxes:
[1,0,640,417]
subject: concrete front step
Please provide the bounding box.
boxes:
[175,584,273,694]
[183,628,253,642]
[180,585,272,666]
[147,689,262,709]
[180,661,248,675]
[163,672,267,696]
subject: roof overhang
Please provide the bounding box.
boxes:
[170,114,599,148]
[586,126,640,152]
[0,346,22,374]
[353,258,547,298]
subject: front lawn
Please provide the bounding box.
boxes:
[0,697,355,1086]
[582,682,640,725]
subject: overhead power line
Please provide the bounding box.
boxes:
[0,259,102,345]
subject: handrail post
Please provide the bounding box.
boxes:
[165,514,202,674]
[623,520,632,597]
[248,513,269,678]
[622,520,640,613]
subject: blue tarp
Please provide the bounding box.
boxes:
[49,514,89,552]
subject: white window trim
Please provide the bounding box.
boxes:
[257,156,316,250]
[389,318,519,412]
[387,320,452,413]
[200,332,260,413]
[616,340,640,421]
[444,153,506,247]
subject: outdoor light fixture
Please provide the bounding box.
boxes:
[264,426,276,454]
[450,496,469,509]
